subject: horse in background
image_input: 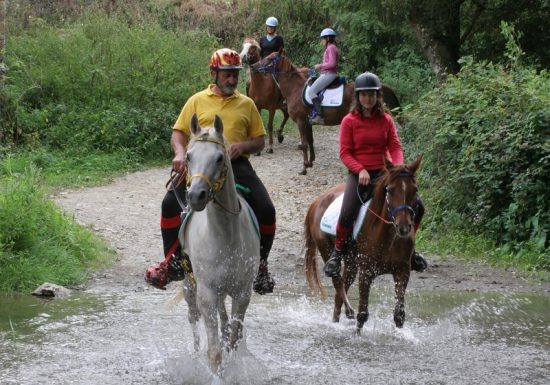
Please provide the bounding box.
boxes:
[255,50,401,175]
[240,38,290,154]
[304,155,423,333]
[180,114,260,374]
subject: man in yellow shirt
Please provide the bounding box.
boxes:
[145,48,276,295]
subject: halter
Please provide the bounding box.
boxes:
[185,135,240,214]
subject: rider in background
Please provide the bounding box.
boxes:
[260,16,284,58]
[145,48,276,295]
[323,71,428,277]
[308,27,339,125]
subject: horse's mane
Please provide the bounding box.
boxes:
[243,37,260,49]
[278,53,308,80]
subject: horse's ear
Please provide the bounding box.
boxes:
[383,156,394,171]
[213,115,224,136]
[190,113,201,135]
[407,154,423,174]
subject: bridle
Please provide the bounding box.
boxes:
[185,135,240,215]
[359,171,419,227]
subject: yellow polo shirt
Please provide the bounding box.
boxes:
[173,85,266,149]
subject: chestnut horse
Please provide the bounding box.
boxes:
[304,155,423,333]
[255,50,401,175]
[239,38,290,154]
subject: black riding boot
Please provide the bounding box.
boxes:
[324,247,345,277]
[411,250,428,272]
[253,234,275,294]
[310,97,325,125]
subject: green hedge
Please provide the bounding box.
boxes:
[403,57,549,265]
[2,11,215,157]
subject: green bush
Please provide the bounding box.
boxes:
[403,56,550,263]
[3,11,215,155]
[0,168,113,293]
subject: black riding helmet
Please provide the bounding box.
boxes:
[354,72,381,92]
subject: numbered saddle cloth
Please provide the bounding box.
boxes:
[320,193,371,240]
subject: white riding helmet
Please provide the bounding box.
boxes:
[266,17,279,27]
[320,28,336,38]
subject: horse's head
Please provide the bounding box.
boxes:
[240,38,261,65]
[252,49,284,73]
[375,154,423,238]
[185,114,229,211]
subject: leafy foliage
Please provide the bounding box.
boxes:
[402,27,550,266]
[2,11,215,157]
[0,167,113,293]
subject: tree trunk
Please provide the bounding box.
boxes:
[408,1,462,82]
[0,0,6,143]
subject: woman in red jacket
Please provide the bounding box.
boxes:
[323,71,428,277]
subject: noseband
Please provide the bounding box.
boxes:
[385,172,418,225]
[186,135,228,201]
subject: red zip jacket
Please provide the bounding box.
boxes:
[339,110,403,174]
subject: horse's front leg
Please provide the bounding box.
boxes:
[356,271,374,334]
[218,296,230,348]
[197,285,222,374]
[182,278,201,351]
[266,109,275,153]
[277,106,289,143]
[228,291,251,350]
[392,271,410,328]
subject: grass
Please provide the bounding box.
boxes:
[0,166,117,293]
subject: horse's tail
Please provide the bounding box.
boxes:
[304,201,326,298]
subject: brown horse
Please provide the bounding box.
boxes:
[304,155,423,333]
[256,50,401,175]
[239,38,290,154]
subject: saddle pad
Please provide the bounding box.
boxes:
[320,193,371,240]
[178,198,260,255]
[303,84,345,108]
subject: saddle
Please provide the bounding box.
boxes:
[178,184,260,256]
[303,76,347,108]
[320,193,371,240]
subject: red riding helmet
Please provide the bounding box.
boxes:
[209,48,243,70]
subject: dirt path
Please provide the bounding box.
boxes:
[54,126,549,295]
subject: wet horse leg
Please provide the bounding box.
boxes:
[342,255,358,319]
[392,271,410,328]
[218,296,230,348]
[356,271,375,334]
[197,286,222,374]
[228,291,251,349]
[182,279,201,351]
[332,275,355,322]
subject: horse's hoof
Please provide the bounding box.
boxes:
[277,135,284,144]
[299,169,307,175]
[267,148,273,154]
[345,310,355,320]
[305,162,313,168]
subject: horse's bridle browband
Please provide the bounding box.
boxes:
[185,135,241,214]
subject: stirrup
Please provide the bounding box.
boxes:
[324,249,343,277]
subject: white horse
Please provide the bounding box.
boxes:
[179,114,260,374]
